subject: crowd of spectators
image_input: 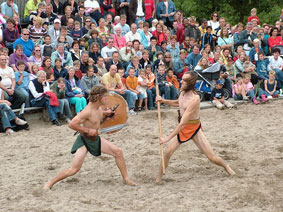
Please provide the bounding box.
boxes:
[1,0,283,134]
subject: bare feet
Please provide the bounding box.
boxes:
[43,183,52,190]
[225,165,235,176]
[123,178,137,186]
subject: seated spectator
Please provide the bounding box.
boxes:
[14,61,30,108]
[174,49,189,79]
[194,57,210,73]
[29,45,44,67]
[63,0,78,16]
[239,22,257,56]
[81,66,100,100]
[166,68,179,94]
[53,58,68,80]
[50,77,72,123]
[51,43,73,69]
[126,56,142,77]
[201,26,215,51]
[28,70,61,126]
[234,52,246,76]
[64,67,87,115]
[233,22,244,50]
[268,27,283,50]
[1,0,19,20]
[3,18,19,54]
[73,60,83,79]
[101,36,118,62]
[71,21,83,40]
[139,22,152,48]
[263,70,279,99]
[70,40,82,62]
[95,56,107,77]
[217,27,232,50]
[114,14,130,36]
[113,26,126,50]
[125,68,140,111]
[166,35,180,62]
[61,6,75,26]
[249,39,264,64]
[139,50,152,69]
[137,69,149,111]
[125,23,141,42]
[89,42,101,64]
[152,23,167,46]
[88,29,103,51]
[119,41,135,69]
[242,56,256,77]
[29,16,48,45]
[233,76,248,100]
[267,48,283,88]
[48,19,61,45]
[76,8,87,33]
[24,0,40,23]
[9,44,31,72]
[13,29,35,58]
[45,3,57,25]
[105,51,123,72]
[144,65,156,110]
[54,26,74,49]
[211,80,233,109]
[156,65,177,100]
[256,52,269,80]
[79,51,90,74]
[185,44,202,70]
[40,56,55,83]
[96,17,109,37]
[0,86,27,135]
[40,35,55,58]
[224,57,237,82]
[29,2,47,24]
[218,47,232,66]
[30,64,39,80]
[243,75,259,104]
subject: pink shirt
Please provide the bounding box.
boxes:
[113,34,126,50]
[144,0,155,21]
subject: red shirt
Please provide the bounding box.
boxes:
[248,16,260,25]
[152,30,167,46]
[176,25,186,44]
[268,36,283,49]
[144,0,155,21]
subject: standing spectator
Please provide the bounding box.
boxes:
[0,55,26,109]
[248,8,260,25]
[3,18,19,54]
[29,16,48,44]
[144,0,155,27]
[114,0,129,17]
[51,0,63,15]
[84,0,102,23]
[9,44,31,72]
[65,67,87,115]
[128,0,145,25]
[62,0,78,16]
[13,29,35,57]
[185,44,201,69]
[208,12,219,31]
[24,0,40,23]
[100,0,115,16]
[101,37,118,62]
[1,0,18,20]
[114,14,130,36]
[156,0,176,28]
[186,16,201,43]
[125,23,142,42]
[81,66,100,99]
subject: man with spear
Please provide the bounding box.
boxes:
[155,71,235,183]
[44,86,136,189]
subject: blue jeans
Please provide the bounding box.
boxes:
[159,85,178,100]
[274,68,283,88]
[147,87,156,109]
[4,88,27,109]
[261,90,279,97]
[31,97,59,122]
[18,88,30,108]
[58,99,73,118]
[246,89,255,100]
[111,90,137,109]
[0,103,17,130]
[70,97,87,114]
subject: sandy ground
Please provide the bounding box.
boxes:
[1,99,283,212]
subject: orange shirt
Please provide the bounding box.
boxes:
[126,76,138,90]
[147,72,155,89]
[166,75,179,89]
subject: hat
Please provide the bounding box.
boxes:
[54,19,61,24]
[216,80,224,85]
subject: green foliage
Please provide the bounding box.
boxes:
[173,0,283,26]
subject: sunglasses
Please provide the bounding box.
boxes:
[23,34,29,35]
[86,21,91,22]
[213,15,218,17]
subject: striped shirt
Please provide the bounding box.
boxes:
[28,26,47,44]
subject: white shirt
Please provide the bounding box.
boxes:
[28,80,50,99]
[125,31,142,42]
[0,66,15,89]
[268,56,283,71]
[84,0,99,9]
[136,0,144,16]
[208,20,220,31]
[101,46,118,58]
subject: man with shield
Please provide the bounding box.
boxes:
[44,86,136,189]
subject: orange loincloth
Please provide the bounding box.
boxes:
[177,120,201,143]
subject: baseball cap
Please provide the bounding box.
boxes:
[54,19,61,24]
[216,80,224,85]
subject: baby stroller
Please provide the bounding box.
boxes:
[194,63,230,101]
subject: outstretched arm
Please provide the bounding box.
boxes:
[160,95,199,144]
[156,95,179,107]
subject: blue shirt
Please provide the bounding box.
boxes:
[185,53,202,69]
[1,2,18,18]
[114,23,130,36]
[13,38,35,57]
[15,71,30,89]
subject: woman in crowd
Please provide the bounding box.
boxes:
[51,0,64,15]
[96,18,109,38]
[139,22,152,48]
[217,27,232,50]
[81,16,92,36]
[156,0,177,28]
[88,42,101,64]
[64,67,87,115]
[162,52,174,70]
[152,23,167,46]
[208,12,219,31]
[70,40,82,62]
[28,16,48,44]
[88,29,103,51]
[249,39,264,64]
[194,57,210,73]
[61,6,75,26]
[40,56,55,83]
[268,27,283,50]
[29,45,44,67]
[113,26,126,50]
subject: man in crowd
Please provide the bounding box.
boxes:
[101,37,118,62]
[125,23,141,42]
[13,29,35,57]
[1,0,18,20]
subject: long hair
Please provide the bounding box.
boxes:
[89,86,107,103]
[181,71,198,93]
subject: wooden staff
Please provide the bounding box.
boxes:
[155,72,166,174]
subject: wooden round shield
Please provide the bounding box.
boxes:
[100,92,129,134]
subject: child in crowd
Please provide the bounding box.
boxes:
[73,60,83,79]
[138,69,148,111]
[0,48,9,66]
[14,61,30,108]
[71,21,83,40]
[145,64,156,110]
[137,44,144,59]
[157,65,177,100]
[243,56,256,76]
[40,35,54,57]
[263,70,279,99]
[79,38,86,50]
[58,35,69,50]
[211,80,233,109]
[225,57,237,82]
[243,75,259,104]
[30,64,39,80]
[166,68,179,95]
[100,34,108,47]
[126,68,142,111]
[234,77,248,100]
[256,52,269,80]
[118,68,126,85]
[53,58,68,80]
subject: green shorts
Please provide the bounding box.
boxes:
[71,134,101,156]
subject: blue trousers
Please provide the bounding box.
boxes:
[159,85,178,100]
[31,97,59,122]
[70,97,87,114]
[0,103,17,130]
[274,68,283,88]
[4,88,27,109]
[111,90,137,109]
[147,87,156,109]
[58,99,73,118]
